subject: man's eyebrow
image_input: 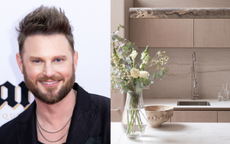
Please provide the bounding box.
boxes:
[29,56,43,60]
[29,55,67,60]
[52,55,67,59]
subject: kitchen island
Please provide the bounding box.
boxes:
[112,122,230,144]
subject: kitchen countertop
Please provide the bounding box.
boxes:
[111,122,230,144]
[143,99,230,110]
[130,8,230,19]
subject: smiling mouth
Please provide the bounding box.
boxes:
[40,80,60,85]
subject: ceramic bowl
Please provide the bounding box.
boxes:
[145,105,173,128]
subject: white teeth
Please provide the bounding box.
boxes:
[41,81,59,84]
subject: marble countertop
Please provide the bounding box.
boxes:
[143,99,230,110]
[130,8,230,19]
[112,122,230,144]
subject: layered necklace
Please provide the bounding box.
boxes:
[36,115,72,143]
[36,90,77,143]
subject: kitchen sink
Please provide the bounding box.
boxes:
[177,101,211,106]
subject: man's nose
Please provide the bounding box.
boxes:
[43,62,55,77]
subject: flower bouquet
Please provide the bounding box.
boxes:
[111,25,169,138]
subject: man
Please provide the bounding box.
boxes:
[0,5,110,144]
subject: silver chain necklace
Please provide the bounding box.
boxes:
[37,116,71,133]
[37,120,70,143]
[36,114,72,143]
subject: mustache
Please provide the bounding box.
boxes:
[36,75,63,81]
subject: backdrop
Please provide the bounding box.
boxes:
[0,0,110,126]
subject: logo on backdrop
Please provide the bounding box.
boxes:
[0,81,31,109]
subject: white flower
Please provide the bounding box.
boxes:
[157,51,161,55]
[142,58,148,64]
[130,68,140,78]
[130,50,138,61]
[140,63,143,69]
[141,51,149,65]
[139,71,149,78]
[141,52,146,60]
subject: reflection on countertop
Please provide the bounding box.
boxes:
[112,122,230,144]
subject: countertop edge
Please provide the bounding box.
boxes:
[130,7,230,19]
[143,99,230,110]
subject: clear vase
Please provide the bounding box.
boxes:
[121,91,147,139]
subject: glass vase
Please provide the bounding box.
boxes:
[121,91,147,139]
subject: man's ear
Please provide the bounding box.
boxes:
[16,53,24,74]
[73,51,78,70]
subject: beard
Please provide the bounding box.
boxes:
[23,65,75,104]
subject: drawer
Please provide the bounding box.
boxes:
[171,111,217,122]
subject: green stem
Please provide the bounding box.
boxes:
[127,108,135,134]
[135,110,142,132]
[133,58,135,68]
[131,110,135,135]
[126,92,143,135]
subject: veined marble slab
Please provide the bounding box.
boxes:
[112,122,230,144]
[130,8,230,19]
[138,48,230,99]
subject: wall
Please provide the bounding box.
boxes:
[0,0,110,126]
[131,0,230,99]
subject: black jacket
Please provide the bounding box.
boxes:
[0,83,110,144]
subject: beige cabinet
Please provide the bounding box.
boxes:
[218,111,230,122]
[171,111,217,122]
[194,19,230,47]
[130,19,230,48]
[130,19,193,47]
[111,90,125,122]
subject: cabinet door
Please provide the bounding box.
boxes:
[218,111,230,122]
[194,19,230,47]
[111,90,125,122]
[171,111,217,122]
[130,19,193,47]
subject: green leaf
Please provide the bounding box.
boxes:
[126,57,132,64]
[160,70,163,76]
[153,71,158,79]
[127,42,131,48]
[143,78,151,85]
[119,59,126,64]
[111,62,115,67]
[119,24,125,28]
[112,35,119,41]
[117,25,120,31]
[162,68,165,75]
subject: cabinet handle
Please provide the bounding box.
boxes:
[111,108,120,111]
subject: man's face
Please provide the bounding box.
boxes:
[16,34,78,104]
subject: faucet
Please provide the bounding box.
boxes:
[191,52,199,100]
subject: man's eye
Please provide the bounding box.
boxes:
[55,59,63,62]
[33,60,41,63]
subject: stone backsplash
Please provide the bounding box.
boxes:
[140,48,230,99]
